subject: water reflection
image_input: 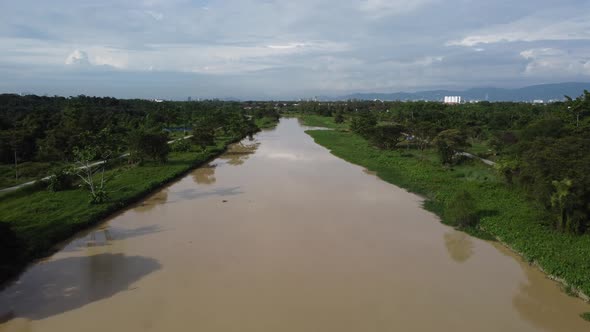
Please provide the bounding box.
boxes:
[86,225,113,247]
[512,261,590,331]
[219,142,260,166]
[135,189,169,213]
[444,231,474,263]
[192,164,217,185]
[66,225,165,252]
[172,186,243,202]
[0,254,160,321]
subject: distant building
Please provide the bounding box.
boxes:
[443,96,462,104]
[187,97,192,102]
[532,100,544,104]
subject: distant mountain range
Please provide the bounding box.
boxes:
[327,82,590,102]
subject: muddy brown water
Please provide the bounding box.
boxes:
[1,118,588,331]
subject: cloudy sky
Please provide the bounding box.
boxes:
[1,0,589,99]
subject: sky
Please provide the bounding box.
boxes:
[1,0,589,100]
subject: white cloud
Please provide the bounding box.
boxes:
[448,12,590,47]
[125,41,349,74]
[360,0,436,17]
[267,43,308,50]
[64,48,128,68]
[65,49,90,65]
[145,10,164,21]
[2,0,590,98]
[520,48,562,60]
[520,47,590,76]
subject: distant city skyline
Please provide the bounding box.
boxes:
[1,1,589,99]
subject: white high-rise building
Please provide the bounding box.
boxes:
[443,96,462,104]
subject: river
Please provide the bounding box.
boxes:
[0,118,588,331]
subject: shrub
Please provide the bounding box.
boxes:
[47,168,74,192]
[172,138,192,152]
[446,190,479,228]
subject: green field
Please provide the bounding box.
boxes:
[305,125,590,299]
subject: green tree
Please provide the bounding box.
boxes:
[129,129,170,163]
[71,146,110,203]
[413,122,439,158]
[551,178,573,232]
[495,159,519,185]
[370,123,405,150]
[192,122,216,150]
[519,136,590,234]
[446,190,479,228]
[350,112,377,138]
[6,129,26,180]
[565,90,589,128]
[489,131,518,156]
[433,129,469,165]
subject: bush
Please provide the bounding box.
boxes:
[446,190,479,228]
[47,168,74,192]
[172,138,192,152]
[581,312,590,322]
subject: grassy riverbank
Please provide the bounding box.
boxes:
[293,114,349,130]
[255,117,280,129]
[0,118,279,284]
[302,116,590,300]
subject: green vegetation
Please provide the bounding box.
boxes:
[298,114,349,129]
[0,95,281,189]
[290,93,590,236]
[295,94,590,305]
[581,312,590,322]
[0,94,280,283]
[0,161,65,188]
[446,190,479,228]
[306,127,590,297]
[433,129,470,165]
[0,141,233,280]
[255,116,279,129]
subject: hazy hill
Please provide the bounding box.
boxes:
[333,82,589,102]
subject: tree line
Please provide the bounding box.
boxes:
[289,93,590,235]
[0,94,279,201]
[0,95,279,164]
